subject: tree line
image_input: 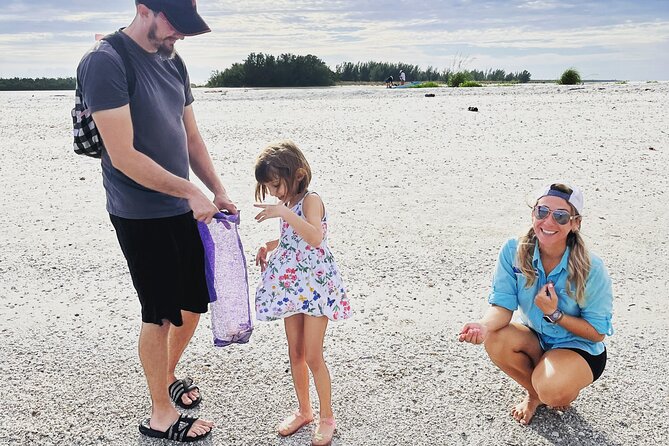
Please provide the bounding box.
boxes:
[207,53,335,87]
[335,62,531,83]
[0,56,533,90]
[0,77,75,91]
[206,54,532,87]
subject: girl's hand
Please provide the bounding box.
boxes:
[458,322,488,344]
[534,282,558,315]
[256,245,268,271]
[254,202,287,223]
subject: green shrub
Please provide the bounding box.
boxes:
[408,81,441,88]
[448,71,470,87]
[460,81,482,87]
[559,68,581,85]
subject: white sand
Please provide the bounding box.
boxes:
[1,82,668,445]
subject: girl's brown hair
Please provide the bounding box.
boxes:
[254,140,312,202]
[516,183,591,305]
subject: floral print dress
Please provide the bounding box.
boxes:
[255,192,352,322]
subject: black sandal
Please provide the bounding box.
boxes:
[169,377,202,409]
[139,414,211,442]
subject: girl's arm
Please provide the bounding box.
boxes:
[280,194,324,247]
[265,239,279,251]
[256,238,280,271]
[254,194,324,247]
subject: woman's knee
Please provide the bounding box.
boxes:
[534,381,578,407]
[484,327,512,359]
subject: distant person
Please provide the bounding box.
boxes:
[399,70,406,85]
[253,140,352,445]
[459,183,613,425]
[385,75,394,88]
[76,0,237,442]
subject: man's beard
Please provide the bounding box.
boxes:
[148,22,176,59]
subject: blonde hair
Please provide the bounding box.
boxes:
[517,184,591,305]
[254,140,312,202]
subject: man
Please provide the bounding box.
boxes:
[385,75,394,88]
[399,69,406,85]
[76,0,234,441]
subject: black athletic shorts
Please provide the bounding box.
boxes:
[564,347,607,382]
[110,211,209,326]
[527,326,607,381]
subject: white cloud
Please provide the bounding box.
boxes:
[0,0,667,81]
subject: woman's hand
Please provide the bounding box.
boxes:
[254,201,287,223]
[458,322,489,344]
[256,245,268,271]
[534,282,558,315]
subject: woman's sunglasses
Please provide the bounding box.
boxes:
[533,205,578,225]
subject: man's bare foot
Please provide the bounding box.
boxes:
[149,410,214,439]
[511,394,544,425]
[168,377,201,408]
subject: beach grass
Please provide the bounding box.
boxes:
[408,81,442,88]
[559,68,581,85]
[448,72,471,87]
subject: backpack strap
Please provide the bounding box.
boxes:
[102,30,187,95]
[102,30,136,97]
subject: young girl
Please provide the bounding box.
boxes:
[253,140,351,446]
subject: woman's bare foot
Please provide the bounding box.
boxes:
[511,394,544,425]
[549,404,571,412]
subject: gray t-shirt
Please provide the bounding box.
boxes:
[77,32,195,219]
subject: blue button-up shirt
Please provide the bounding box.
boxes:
[488,238,613,355]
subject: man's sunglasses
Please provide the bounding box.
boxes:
[533,205,578,225]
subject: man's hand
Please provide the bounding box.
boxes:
[458,322,488,344]
[256,245,269,271]
[188,189,219,224]
[534,282,557,315]
[214,191,238,215]
[254,201,287,222]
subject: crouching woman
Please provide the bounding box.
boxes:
[459,183,613,425]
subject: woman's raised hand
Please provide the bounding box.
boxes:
[534,282,557,315]
[458,322,488,344]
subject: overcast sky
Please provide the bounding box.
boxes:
[1,0,668,83]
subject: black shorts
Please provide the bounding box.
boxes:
[110,211,209,326]
[527,326,607,381]
[564,347,607,382]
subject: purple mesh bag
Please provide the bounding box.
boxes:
[197,212,253,347]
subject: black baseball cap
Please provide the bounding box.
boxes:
[140,0,211,36]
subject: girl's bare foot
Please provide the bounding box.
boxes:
[511,394,544,425]
[278,409,314,436]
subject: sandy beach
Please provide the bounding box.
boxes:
[1,82,668,445]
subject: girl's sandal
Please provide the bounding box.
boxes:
[312,416,336,446]
[277,410,314,436]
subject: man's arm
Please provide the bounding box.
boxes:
[92,104,219,222]
[183,105,237,214]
